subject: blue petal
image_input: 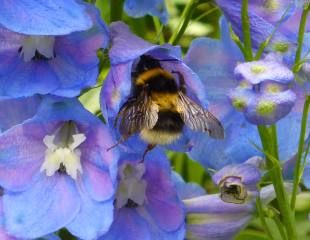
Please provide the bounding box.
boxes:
[0,6,107,98]
[188,111,262,170]
[99,208,152,240]
[0,96,41,133]
[66,190,114,240]
[184,18,242,104]
[172,172,206,200]
[0,0,92,35]
[124,0,168,24]
[3,175,80,239]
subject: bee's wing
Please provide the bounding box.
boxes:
[116,90,159,138]
[177,92,224,139]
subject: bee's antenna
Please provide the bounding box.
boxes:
[106,138,125,151]
[141,144,156,162]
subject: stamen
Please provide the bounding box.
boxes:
[116,163,147,209]
[40,122,86,180]
[20,36,55,62]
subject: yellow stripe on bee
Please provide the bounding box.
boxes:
[151,92,179,111]
[135,68,174,86]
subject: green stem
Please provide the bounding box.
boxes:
[256,197,275,240]
[241,0,253,61]
[192,6,218,22]
[273,215,288,240]
[153,17,165,44]
[110,0,124,22]
[257,125,297,240]
[291,96,310,209]
[294,4,310,70]
[169,0,198,45]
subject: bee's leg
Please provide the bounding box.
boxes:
[106,138,125,151]
[142,144,156,161]
[172,71,186,93]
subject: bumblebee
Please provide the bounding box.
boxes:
[114,55,224,155]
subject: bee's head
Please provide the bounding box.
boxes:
[136,55,162,73]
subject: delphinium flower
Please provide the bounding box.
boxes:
[124,0,168,24]
[229,53,296,125]
[215,0,310,52]
[99,149,185,240]
[185,18,310,170]
[216,0,294,52]
[101,21,223,155]
[173,157,262,240]
[0,96,118,239]
[0,1,109,98]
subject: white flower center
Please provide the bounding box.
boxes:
[20,36,55,62]
[40,122,86,180]
[116,163,147,209]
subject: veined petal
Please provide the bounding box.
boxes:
[109,22,181,64]
[0,0,92,35]
[3,175,80,239]
[0,96,41,133]
[66,191,114,240]
[0,5,108,98]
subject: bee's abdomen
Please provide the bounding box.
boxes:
[153,111,184,133]
[140,111,183,145]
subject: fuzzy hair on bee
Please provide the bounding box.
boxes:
[114,54,224,148]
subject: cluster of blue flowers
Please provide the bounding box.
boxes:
[0,0,309,240]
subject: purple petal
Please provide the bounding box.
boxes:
[101,62,133,116]
[185,195,253,239]
[80,160,115,202]
[0,0,92,35]
[144,154,185,232]
[0,122,48,191]
[234,58,294,85]
[109,22,181,64]
[3,175,80,239]
[212,163,262,187]
[244,89,296,125]
[109,22,155,64]
[0,96,41,133]
[100,208,152,240]
[216,0,292,49]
